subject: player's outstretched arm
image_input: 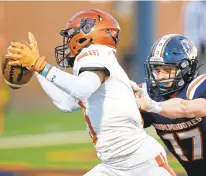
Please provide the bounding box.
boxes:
[130,80,201,118]
[159,98,191,118]
[135,92,206,118]
[5,32,106,101]
[43,68,104,101]
[179,98,206,117]
[35,72,81,112]
[134,91,190,118]
[159,98,206,118]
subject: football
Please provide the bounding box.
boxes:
[2,41,34,89]
[2,57,34,89]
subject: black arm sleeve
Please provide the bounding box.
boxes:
[141,110,154,128]
[79,67,110,76]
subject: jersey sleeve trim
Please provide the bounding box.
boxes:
[186,74,206,100]
[79,67,108,75]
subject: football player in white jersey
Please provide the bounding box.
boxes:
[5,9,175,176]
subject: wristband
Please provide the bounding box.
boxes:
[148,100,162,114]
[41,63,51,77]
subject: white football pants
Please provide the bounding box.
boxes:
[84,152,176,176]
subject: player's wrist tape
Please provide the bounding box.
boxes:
[34,56,47,72]
[41,63,51,77]
[147,100,162,114]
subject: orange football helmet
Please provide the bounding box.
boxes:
[55,9,120,67]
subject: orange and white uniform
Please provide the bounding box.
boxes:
[73,44,147,162]
[36,44,175,176]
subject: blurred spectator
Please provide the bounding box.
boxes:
[183,1,206,74]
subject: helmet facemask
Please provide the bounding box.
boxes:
[55,37,74,68]
[55,19,95,68]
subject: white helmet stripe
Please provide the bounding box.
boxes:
[152,34,178,58]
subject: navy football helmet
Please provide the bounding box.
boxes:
[145,34,199,97]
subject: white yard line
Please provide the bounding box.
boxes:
[0,131,91,149]
[0,127,159,149]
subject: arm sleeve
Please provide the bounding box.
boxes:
[141,110,154,128]
[35,72,81,112]
[45,67,101,101]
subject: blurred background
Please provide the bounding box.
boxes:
[0,1,205,176]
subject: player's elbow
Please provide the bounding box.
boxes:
[53,102,73,113]
[71,93,90,101]
[70,86,94,101]
[56,106,73,113]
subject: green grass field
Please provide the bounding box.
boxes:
[0,108,186,175]
[3,109,85,136]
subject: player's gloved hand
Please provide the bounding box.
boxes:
[5,32,47,72]
[130,80,162,113]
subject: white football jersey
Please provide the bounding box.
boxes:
[73,44,164,165]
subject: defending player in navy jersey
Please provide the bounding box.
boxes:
[131,34,206,176]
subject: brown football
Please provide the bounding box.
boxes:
[2,40,34,89]
[2,41,34,89]
[2,57,34,89]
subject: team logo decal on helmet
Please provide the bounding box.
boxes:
[181,39,197,60]
[80,18,96,35]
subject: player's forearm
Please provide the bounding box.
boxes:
[181,98,206,117]
[36,72,81,112]
[141,97,192,118]
[160,99,187,118]
[44,67,101,101]
[159,98,206,118]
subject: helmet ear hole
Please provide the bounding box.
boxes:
[77,38,87,44]
[98,15,103,21]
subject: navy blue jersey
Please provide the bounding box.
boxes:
[140,74,206,176]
